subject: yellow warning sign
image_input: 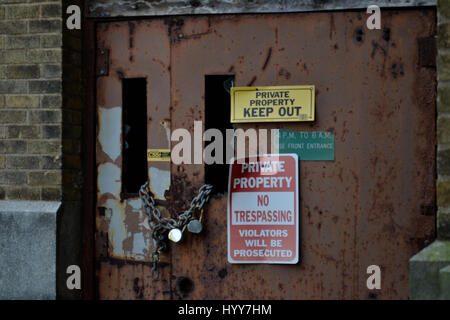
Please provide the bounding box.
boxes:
[230,85,315,123]
[147,149,171,162]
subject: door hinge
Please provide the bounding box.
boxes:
[418,37,437,68]
[96,48,110,76]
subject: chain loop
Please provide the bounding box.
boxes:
[139,182,213,280]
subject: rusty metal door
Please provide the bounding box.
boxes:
[95,9,436,299]
[95,20,172,299]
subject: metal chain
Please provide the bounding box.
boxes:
[139,182,213,280]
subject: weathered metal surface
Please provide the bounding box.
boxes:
[86,0,436,18]
[96,9,436,299]
[169,10,436,300]
[96,20,172,299]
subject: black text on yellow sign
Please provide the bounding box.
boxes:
[230,85,315,123]
[147,149,171,162]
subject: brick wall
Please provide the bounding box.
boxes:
[0,0,84,299]
[438,0,450,239]
[0,0,63,201]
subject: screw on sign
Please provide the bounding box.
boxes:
[227,154,299,264]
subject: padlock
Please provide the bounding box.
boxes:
[187,219,202,233]
[168,228,182,242]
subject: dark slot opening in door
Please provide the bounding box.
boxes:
[205,75,235,194]
[122,78,148,195]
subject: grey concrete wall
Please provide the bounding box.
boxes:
[86,0,436,17]
[0,201,60,300]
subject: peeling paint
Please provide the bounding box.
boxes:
[149,167,170,200]
[128,199,142,211]
[160,120,171,148]
[105,198,127,256]
[131,232,148,258]
[105,198,151,259]
[139,217,151,230]
[98,162,121,197]
[98,106,122,162]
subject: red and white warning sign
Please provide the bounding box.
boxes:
[227,154,299,264]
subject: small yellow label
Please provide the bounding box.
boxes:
[147,149,171,162]
[230,85,315,123]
